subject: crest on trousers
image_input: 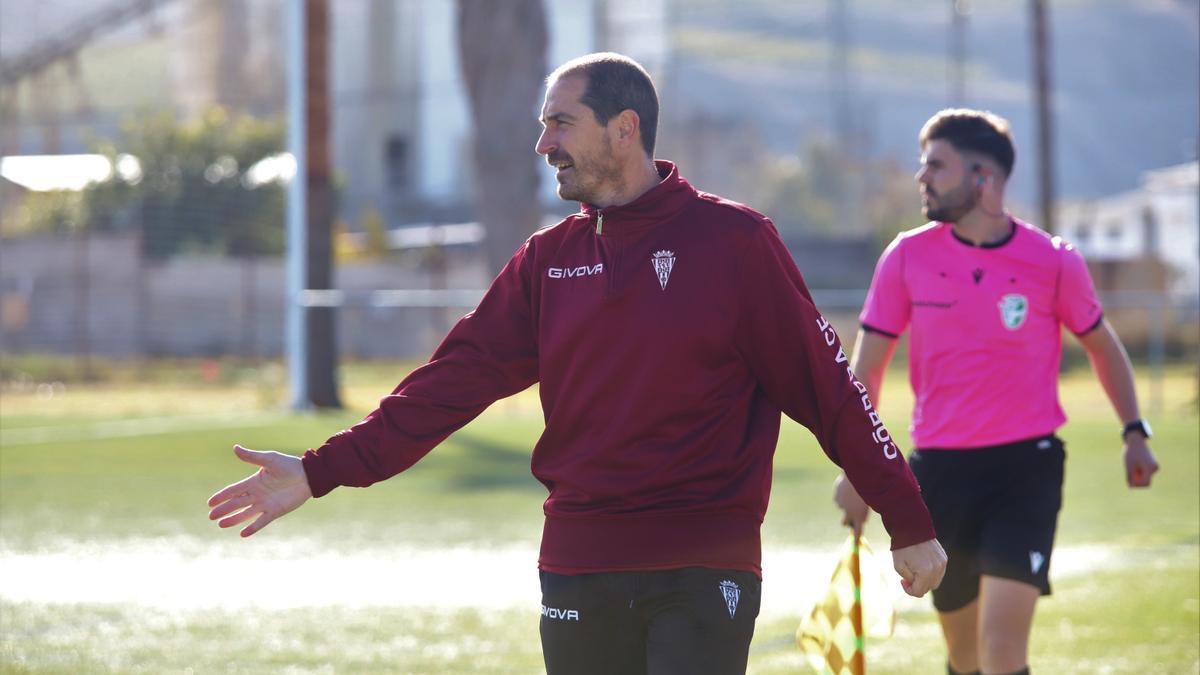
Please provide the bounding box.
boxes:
[998,293,1029,330]
[719,580,740,619]
[651,250,675,290]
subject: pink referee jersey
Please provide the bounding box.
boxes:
[860,218,1104,449]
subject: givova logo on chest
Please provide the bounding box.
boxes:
[547,263,604,279]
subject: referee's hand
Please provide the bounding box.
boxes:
[1123,435,1158,488]
[892,539,947,598]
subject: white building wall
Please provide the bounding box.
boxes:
[1059,161,1199,302]
[416,0,472,206]
[332,0,668,218]
[536,0,599,204]
[332,0,422,224]
[414,0,671,207]
[414,0,613,207]
[1151,190,1199,299]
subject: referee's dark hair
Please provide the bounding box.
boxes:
[920,108,1016,178]
[547,52,659,158]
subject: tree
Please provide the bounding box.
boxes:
[456,0,547,275]
[6,108,286,258]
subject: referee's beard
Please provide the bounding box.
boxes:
[922,178,977,223]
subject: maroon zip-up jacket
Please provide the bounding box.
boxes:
[302,161,935,576]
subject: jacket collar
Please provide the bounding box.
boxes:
[579,160,696,235]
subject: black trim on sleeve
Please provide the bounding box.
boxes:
[1073,312,1105,337]
[861,323,900,339]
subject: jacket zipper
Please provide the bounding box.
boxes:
[595,211,618,296]
[607,237,620,297]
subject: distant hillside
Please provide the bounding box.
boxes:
[3,0,1195,207]
[663,0,1199,206]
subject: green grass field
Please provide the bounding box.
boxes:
[1,359,1197,674]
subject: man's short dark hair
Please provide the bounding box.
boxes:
[919,108,1015,178]
[548,52,659,158]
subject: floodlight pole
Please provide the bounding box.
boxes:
[1030,0,1056,234]
[285,0,310,410]
[949,0,968,105]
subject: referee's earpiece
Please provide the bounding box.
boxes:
[973,165,986,187]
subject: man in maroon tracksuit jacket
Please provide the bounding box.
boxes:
[208,52,946,675]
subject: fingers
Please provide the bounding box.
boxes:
[900,568,939,598]
[217,503,260,530]
[207,477,254,509]
[841,515,863,538]
[896,560,922,597]
[1127,463,1157,488]
[234,444,273,467]
[211,490,277,537]
[208,492,253,521]
[208,447,271,508]
[1126,457,1159,488]
[241,511,274,538]
[893,539,948,598]
[1124,443,1159,489]
[208,447,308,538]
[898,570,937,598]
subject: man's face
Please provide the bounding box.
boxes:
[535,75,622,204]
[915,139,978,223]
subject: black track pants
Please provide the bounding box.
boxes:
[539,566,761,675]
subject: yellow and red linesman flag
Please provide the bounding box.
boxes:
[796,534,896,675]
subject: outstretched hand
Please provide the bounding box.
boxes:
[207,445,312,537]
[892,538,947,598]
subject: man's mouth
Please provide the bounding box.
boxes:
[552,163,574,182]
[548,154,574,174]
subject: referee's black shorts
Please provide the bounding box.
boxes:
[909,434,1066,612]
[539,566,761,675]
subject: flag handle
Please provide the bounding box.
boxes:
[850,533,865,674]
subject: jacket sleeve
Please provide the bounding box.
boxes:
[733,218,935,550]
[301,240,540,497]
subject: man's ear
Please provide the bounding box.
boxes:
[615,109,641,147]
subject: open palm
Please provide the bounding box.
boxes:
[207,445,313,537]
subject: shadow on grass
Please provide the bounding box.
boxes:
[435,437,824,495]
[771,466,821,483]
[443,430,544,493]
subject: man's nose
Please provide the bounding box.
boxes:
[535,128,555,156]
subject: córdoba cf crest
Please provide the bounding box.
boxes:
[651,250,675,290]
[719,580,740,618]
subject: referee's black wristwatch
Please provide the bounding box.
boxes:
[1121,419,1152,440]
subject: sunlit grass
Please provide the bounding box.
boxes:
[1,360,1196,673]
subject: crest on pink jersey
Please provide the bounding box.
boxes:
[998,293,1028,330]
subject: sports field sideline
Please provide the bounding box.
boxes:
[1,360,1196,673]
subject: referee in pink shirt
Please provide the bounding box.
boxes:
[834,108,1159,675]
